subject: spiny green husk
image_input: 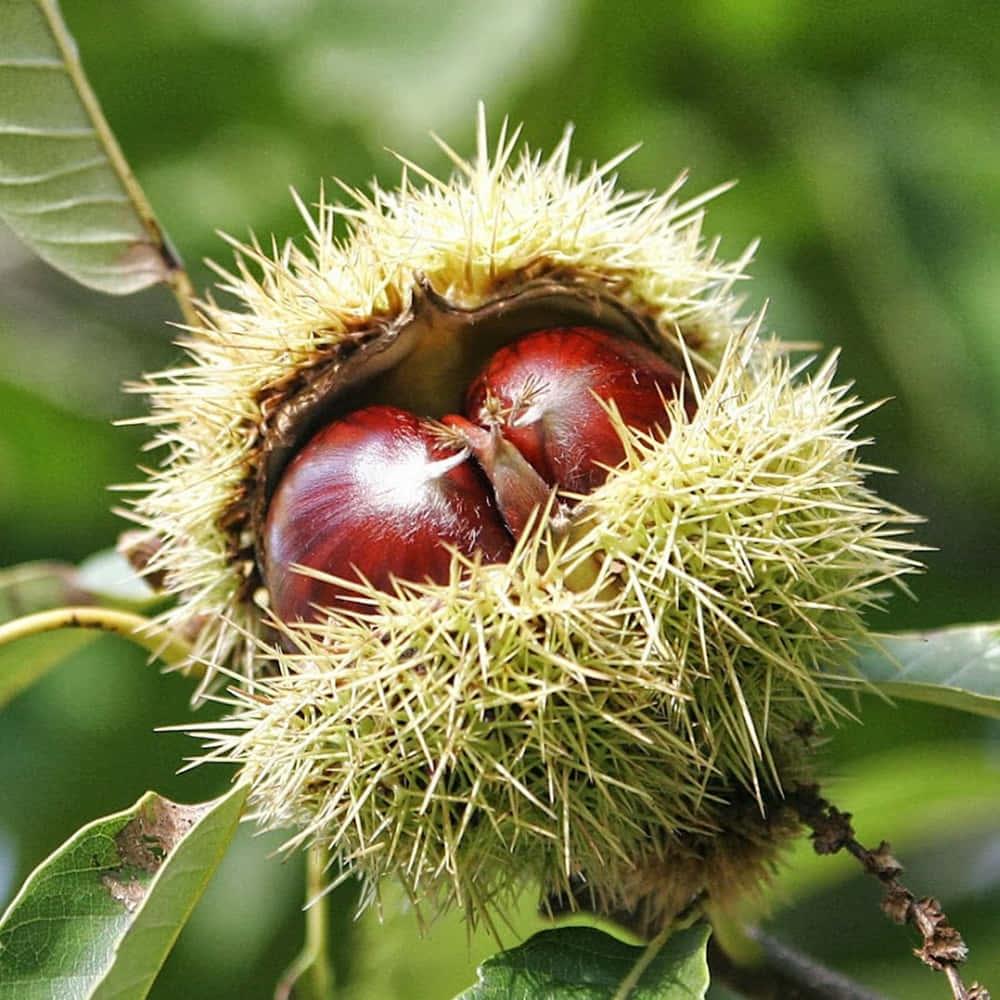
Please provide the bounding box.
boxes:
[188,325,920,933]
[128,105,923,935]
[129,112,748,696]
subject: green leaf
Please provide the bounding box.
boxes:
[0,0,172,293]
[0,561,90,622]
[454,924,711,1000]
[0,623,96,707]
[0,551,157,625]
[0,605,192,710]
[0,558,103,706]
[0,551,183,710]
[0,551,186,709]
[0,785,248,1000]
[855,624,1000,718]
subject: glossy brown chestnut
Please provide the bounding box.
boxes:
[263,405,513,622]
[465,326,690,494]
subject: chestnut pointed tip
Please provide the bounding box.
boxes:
[443,412,554,540]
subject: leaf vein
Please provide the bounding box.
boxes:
[0,58,66,69]
[1,193,129,215]
[0,124,96,138]
[0,155,109,185]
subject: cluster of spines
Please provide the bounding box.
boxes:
[186,325,921,927]
[128,110,750,695]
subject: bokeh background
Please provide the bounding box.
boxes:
[1,1,997,997]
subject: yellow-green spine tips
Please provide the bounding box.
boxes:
[134,110,921,934]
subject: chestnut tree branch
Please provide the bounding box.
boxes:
[789,786,991,1000]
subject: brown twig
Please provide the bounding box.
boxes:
[790,786,991,1000]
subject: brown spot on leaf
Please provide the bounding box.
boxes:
[100,874,147,913]
[98,795,211,912]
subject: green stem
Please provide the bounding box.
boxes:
[0,606,191,669]
[611,919,674,1000]
[37,0,201,328]
[275,844,336,1000]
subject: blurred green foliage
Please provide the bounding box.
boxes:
[0,1,997,997]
